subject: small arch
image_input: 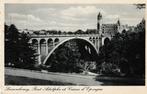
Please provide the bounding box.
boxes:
[93,37,95,44]
[48,38,53,52]
[54,38,59,42]
[89,37,92,40]
[31,39,38,53]
[104,37,110,45]
[32,39,38,45]
[48,38,53,45]
[89,37,92,42]
[40,39,46,44]
[54,38,60,46]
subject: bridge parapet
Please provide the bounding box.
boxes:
[29,34,100,38]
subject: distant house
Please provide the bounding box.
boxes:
[18,29,34,34]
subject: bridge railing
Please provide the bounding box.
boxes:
[29,34,100,38]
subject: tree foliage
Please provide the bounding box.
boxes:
[45,40,97,73]
[134,4,146,9]
[98,19,145,77]
[5,24,37,69]
[46,40,81,73]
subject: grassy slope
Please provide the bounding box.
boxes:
[5,75,74,85]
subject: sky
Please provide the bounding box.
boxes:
[5,4,145,32]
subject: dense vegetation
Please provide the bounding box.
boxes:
[45,40,98,73]
[97,19,145,77]
[5,24,37,69]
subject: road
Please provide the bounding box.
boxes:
[5,67,103,85]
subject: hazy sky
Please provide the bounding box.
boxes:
[5,4,145,32]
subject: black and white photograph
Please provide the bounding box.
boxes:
[4,4,145,86]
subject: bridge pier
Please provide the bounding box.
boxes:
[45,39,48,56]
[38,41,41,65]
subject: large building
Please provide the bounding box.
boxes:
[97,12,133,37]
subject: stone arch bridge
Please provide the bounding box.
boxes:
[29,34,111,65]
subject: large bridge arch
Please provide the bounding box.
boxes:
[101,36,111,45]
[43,37,99,64]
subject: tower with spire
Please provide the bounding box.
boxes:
[97,12,102,34]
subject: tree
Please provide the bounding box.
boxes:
[85,29,96,34]
[5,24,20,66]
[58,30,62,35]
[5,24,36,69]
[78,60,96,74]
[16,32,37,69]
[67,31,73,34]
[74,29,84,34]
[33,31,40,35]
[134,4,145,9]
